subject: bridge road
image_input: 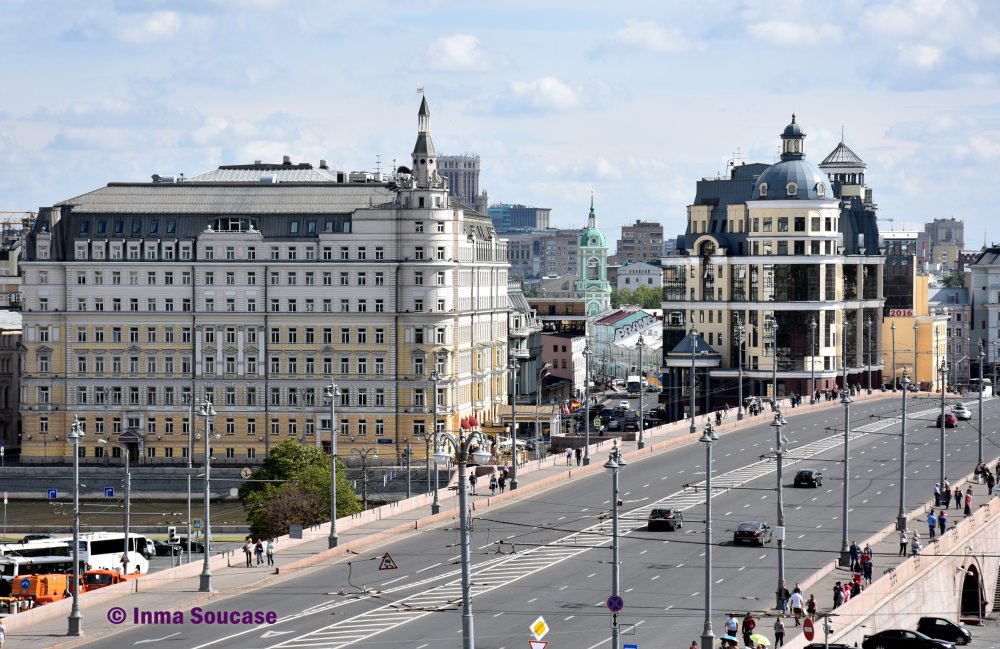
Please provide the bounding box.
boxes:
[82,395,993,649]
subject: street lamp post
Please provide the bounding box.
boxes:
[914,322,920,393]
[324,382,341,548]
[891,322,897,392]
[198,398,216,593]
[508,359,520,490]
[896,368,911,532]
[771,409,788,610]
[434,422,493,649]
[810,316,817,404]
[402,438,412,499]
[766,317,779,409]
[978,342,985,474]
[604,444,627,649]
[866,316,873,394]
[736,316,745,420]
[839,335,853,567]
[939,360,947,492]
[67,417,84,636]
[689,326,698,434]
[583,340,592,466]
[351,441,379,510]
[637,334,646,449]
[699,420,719,649]
[535,363,552,461]
[431,368,442,514]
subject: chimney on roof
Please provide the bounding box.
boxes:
[319,159,328,169]
[254,160,262,165]
[282,155,291,165]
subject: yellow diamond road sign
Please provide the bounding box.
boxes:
[530,616,550,641]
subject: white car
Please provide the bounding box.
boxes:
[618,400,630,409]
[951,404,973,421]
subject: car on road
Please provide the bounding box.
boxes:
[733,521,772,545]
[950,403,972,421]
[153,540,183,556]
[647,507,683,531]
[18,534,54,543]
[607,419,621,431]
[623,420,638,432]
[862,629,955,649]
[936,412,958,428]
[618,400,630,409]
[600,408,614,418]
[174,537,207,553]
[916,617,971,645]
[793,468,823,488]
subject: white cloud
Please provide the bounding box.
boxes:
[506,77,579,113]
[427,34,493,71]
[118,11,182,43]
[603,19,692,53]
[745,20,843,46]
[897,43,943,69]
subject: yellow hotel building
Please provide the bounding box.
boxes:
[19,97,511,465]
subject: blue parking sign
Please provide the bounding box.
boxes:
[47,489,57,499]
[104,487,114,498]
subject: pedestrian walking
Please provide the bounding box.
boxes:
[243,540,253,567]
[789,589,804,626]
[849,541,860,566]
[254,539,264,566]
[773,618,785,647]
[910,531,922,556]
[806,594,817,620]
[862,556,873,586]
[832,582,844,608]
[489,474,498,496]
[944,484,952,507]
[955,487,963,510]
[938,510,948,535]
[725,613,739,637]
[927,511,936,539]
[988,472,996,496]
[266,539,275,566]
[965,489,973,516]
[469,472,477,496]
[777,582,790,615]
[498,473,506,493]
[898,529,908,556]
[574,447,582,466]
[933,483,941,506]
[741,612,756,647]
[689,642,697,649]
[565,448,572,465]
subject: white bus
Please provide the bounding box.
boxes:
[626,375,642,396]
[74,532,150,574]
[0,538,72,559]
[969,378,993,398]
[0,555,82,596]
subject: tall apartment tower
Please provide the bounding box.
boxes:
[19,96,511,464]
[439,154,488,215]
[611,220,664,265]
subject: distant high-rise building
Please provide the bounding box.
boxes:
[611,220,663,265]
[439,154,488,214]
[505,229,581,280]
[917,217,965,273]
[488,203,551,232]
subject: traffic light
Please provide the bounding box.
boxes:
[167,526,178,543]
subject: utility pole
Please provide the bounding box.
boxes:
[604,445,626,649]
[199,399,216,592]
[637,334,646,449]
[689,326,698,434]
[699,421,719,649]
[839,333,853,567]
[325,382,340,548]
[891,322,897,392]
[896,368,910,532]
[772,409,787,611]
[431,368,441,514]
[67,418,84,636]
[866,316,873,394]
[736,316,745,420]
[509,359,520,489]
[978,342,985,475]
[939,359,947,494]
[810,316,817,404]
[583,339,592,466]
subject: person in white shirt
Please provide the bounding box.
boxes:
[724,613,739,636]
[789,590,804,626]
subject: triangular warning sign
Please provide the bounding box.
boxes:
[529,641,548,649]
[378,552,398,570]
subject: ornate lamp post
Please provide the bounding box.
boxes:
[324,382,341,548]
[735,316,745,420]
[435,420,493,649]
[771,409,788,610]
[198,398,216,592]
[535,363,552,460]
[939,359,947,492]
[891,322,897,392]
[839,337,853,567]
[430,368,442,514]
[637,334,647,449]
[402,438,412,499]
[351,441,379,510]
[896,368,911,532]
[809,316,818,404]
[689,326,698,434]
[508,358,520,489]
[583,340,592,466]
[604,444,627,649]
[67,417,84,636]
[765,317,779,407]
[699,420,719,649]
[866,316,873,394]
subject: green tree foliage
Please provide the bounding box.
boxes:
[611,286,661,309]
[942,270,966,288]
[238,440,362,539]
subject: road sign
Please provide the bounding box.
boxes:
[47,489,57,500]
[624,644,638,649]
[19,578,30,590]
[104,487,114,498]
[192,518,203,530]
[289,524,303,539]
[607,594,624,612]
[803,617,815,641]
[529,642,548,649]
[378,552,398,570]
[530,616,549,641]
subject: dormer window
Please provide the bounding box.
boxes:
[786,182,798,196]
[816,182,826,197]
[759,183,768,197]
[590,237,598,246]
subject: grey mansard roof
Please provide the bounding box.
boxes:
[821,141,866,168]
[55,183,398,214]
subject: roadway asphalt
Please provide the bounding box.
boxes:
[81,393,996,649]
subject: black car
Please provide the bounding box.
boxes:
[153,540,183,556]
[18,534,54,543]
[794,469,823,488]
[862,629,956,649]
[647,507,683,531]
[733,521,772,545]
[917,618,971,645]
[174,537,207,553]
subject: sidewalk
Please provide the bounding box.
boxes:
[5,391,890,649]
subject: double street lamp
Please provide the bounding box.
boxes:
[839,339,853,567]
[604,444,627,649]
[866,316,874,394]
[636,334,646,449]
[699,420,719,649]
[583,341,592,466]
[809,316,818,404]
[67,417,84,636]
[508,358,520,490]
[765,317,779,408]
[534,363,552,461]
[324,382,341,548]
[198,398,216,593]
[431,368,442,514]
[351,441,378,511]
[896,368,911,532]
[434,423,493,649]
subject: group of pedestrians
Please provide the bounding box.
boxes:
[564,447,583,466]
[470,465,512,496]
[975,463,997,495]
[933,480,974,515]
[242,537,275,567]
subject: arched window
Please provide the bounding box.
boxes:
[699,240,716,257]
[759,183,768,197]
[786,182,798,196]
[587,258,599,280]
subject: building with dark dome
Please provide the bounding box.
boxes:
[659,116,885,422]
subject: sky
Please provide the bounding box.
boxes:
[2,0,1000,248]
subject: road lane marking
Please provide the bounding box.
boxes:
[416,563,442,574]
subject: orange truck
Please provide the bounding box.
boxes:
[11,573,70,605]
[81,569,139,593]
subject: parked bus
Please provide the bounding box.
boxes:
[74,532,150,574]
[0,555,82,596]
[626,375,642,396]
[969,378,993,398]
[0,539,72,559]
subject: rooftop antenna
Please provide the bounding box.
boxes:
[416,86,425,95]
[375,155,382,174]
[841,125,845,143]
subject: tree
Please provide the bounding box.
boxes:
[942,271,966,288]
[238,440,362,539]
[611,286,660,309]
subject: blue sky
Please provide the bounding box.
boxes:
[3,0,1000,248]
